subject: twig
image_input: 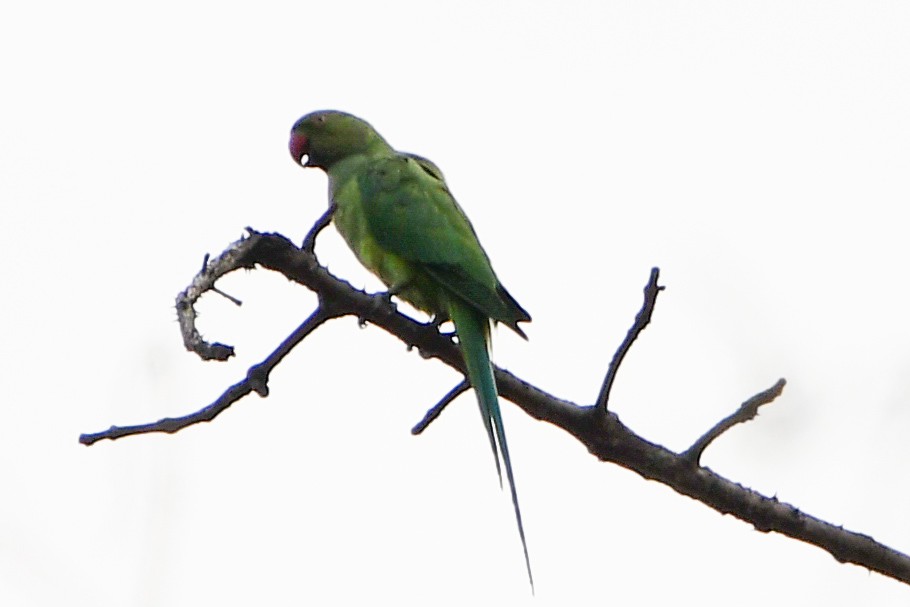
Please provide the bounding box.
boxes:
[79,308,335,445]
[595,267,663,410]
[411,380,470,435]
[245,307,339,397]
[212,286,243,306]
[682,378,788,465]
[79,376,254,446]
[302,204,336,252]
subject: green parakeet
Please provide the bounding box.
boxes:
[289,110,533,587]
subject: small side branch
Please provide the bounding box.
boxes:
[595,267,663,410]
[79,376,255,445]
[682,378,788,465]
[302,204,335,252]
[245,307,339,396]
[411,380,470,435]
[79,308,335,445]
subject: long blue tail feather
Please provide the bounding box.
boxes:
[449,300,534,591]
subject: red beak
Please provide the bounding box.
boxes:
[289,131,308,165]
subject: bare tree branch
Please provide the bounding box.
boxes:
[80,228,910,587]
[595,267,663,410]
[411,380,470,435]
[302,204,335,252]
[682,378,788,465]
[79,307,336,445]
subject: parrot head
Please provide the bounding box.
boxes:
[289,110,388,170]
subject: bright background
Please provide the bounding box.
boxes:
[2,1,909,604]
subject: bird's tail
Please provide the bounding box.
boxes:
[449,299,534,591]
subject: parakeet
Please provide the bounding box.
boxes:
[289,110,533,587]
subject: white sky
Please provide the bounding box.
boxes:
[2,1,910,604]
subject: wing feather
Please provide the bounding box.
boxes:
[359,155,529,332]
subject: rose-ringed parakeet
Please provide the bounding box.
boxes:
[289,111,533,587]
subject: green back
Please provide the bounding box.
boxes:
[358,154,530,335]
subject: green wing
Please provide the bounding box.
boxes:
[359,154,530,334]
